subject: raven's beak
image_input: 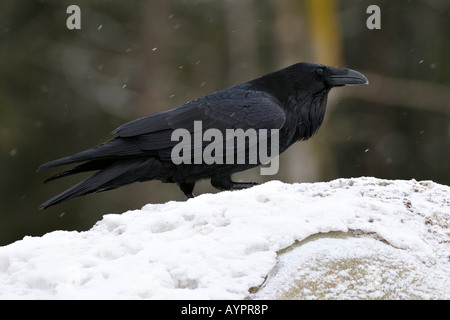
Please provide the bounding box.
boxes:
[327,67,369,87]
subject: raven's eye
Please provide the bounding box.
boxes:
[316,68,324,77]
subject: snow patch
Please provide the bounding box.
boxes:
[0,177,449,299]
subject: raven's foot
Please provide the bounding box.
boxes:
[178,182,195,199]
[228,182,259,190]
[211,176,259,191]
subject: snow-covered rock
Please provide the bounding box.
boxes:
[0,177,449,299]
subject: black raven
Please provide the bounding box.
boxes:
[37,62,368,209]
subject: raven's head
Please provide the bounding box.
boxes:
[269,62,369,141]
[251,62,368,102]
[288,62,368,94]
[247,62,368,142]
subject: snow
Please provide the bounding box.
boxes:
[0,177,449,299]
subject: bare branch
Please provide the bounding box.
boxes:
[341,71,450,114]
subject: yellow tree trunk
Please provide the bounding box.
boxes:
[305,0,343,67]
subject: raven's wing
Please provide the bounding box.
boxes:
[38,87,286,171]
[114,87,286,152]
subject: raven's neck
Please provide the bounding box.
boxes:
[281,89,330,150]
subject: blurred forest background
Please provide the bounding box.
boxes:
[0,0,449,246]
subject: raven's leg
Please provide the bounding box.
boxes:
[211,175,259,191]
[178,182,195,199]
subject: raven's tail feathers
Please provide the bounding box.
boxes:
[36,138,143,173]
[43,159,115,183]
[39,158,168,210]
